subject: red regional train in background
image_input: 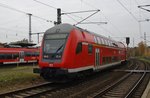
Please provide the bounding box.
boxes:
[0,48,39,64]
[34,23,126,81]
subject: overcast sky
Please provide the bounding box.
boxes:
[0,0,149,47]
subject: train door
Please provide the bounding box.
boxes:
[19,51,24,62]
[95,48,100,69]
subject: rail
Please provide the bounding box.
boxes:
[0,82,57,98]
[89,61,149,98]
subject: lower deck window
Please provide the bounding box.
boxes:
[88,44,93,54]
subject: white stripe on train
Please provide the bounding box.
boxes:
[67,61,122,73]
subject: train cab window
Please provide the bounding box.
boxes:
[76,42,82,54]
[88,44,93,54]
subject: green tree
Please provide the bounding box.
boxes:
[138,41,146,56]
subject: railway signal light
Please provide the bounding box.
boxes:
[126,37,130,46]
[57,8,62,25]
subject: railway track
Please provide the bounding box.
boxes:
[0,59,149,98]
[88,60,150,98]
[0,82,61,98]
[38,62,131,98]
[45,61,149,98]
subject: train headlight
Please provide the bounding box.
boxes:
[43,55,49,58]
[55,54,61,59]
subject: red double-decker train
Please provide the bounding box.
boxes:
[0,48,39,64]
[35,23,126,81]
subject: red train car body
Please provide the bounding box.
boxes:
[0,48,39,64]
[36,23,126,80]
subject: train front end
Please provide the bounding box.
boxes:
[35,24,75,81]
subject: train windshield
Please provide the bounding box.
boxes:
[43,33,68,60]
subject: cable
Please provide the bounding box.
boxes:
[75,10,100,25]
[0,27,27,32]
[33,0,57,10]
[33,0,92,23]
[32,15,54,23]
[81,0,123,36]
[134,0,139,5]
[33,0,79,23]
[0,3,26,14]
[116,0,138,22]
[0,2,54,23]
[0,15,27,25]
[65,14,78,22]
[98,25,115,36]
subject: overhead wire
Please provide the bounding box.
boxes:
[0,27,27,33]
[75,10,100,25]
[31,18,50,33]
[0,2,54,23]
[33,0,99,24]
[0,1,55,42]
[33,0,85,20]
[116,0,139,22]
[115,0,150,46]
[0,2,26,14]
[0,15,27,25]
[81,0,150,46]
[34,0,100,23]
[135,0,150,19]
[80,0,122,37]
[134,0,150,41]
[33,0,57,10]
[33,0,79,23]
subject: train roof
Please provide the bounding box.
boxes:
[45,23,76,34]
[45,23,125,48]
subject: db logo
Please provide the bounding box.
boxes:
[49,64,53,67]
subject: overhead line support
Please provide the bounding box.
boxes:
[61,9,100,15]
[138,5,150,12]
[27,13,32,42]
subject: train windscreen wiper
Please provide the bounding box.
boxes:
[51,44,64,59]
[55,44,64,54]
